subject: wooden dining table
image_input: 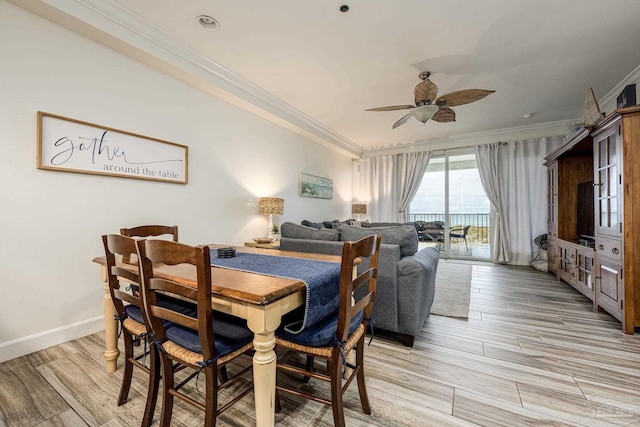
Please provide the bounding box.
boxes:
[93,244,344,427]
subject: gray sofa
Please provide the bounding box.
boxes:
[279,221,439,346]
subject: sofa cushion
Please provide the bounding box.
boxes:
[281,222,339,241]
[339,224,418,257]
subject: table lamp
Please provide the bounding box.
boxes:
[258,197,284,237]
[351,203,367,221]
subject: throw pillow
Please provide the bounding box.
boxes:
[281,222,340,241]
[322,220,341,229]
[301,220,325,229]
[339,224,418,257]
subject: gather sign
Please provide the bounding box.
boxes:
[37,112,188,184]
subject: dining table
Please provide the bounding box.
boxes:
[93,244,345,427]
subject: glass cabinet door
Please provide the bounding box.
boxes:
[594,127,620,236]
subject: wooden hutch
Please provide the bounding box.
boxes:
[544,105,640,333]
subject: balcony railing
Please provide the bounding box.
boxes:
[409,213,490,244]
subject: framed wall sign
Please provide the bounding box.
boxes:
[37,112,188,184]
[299,172,333,199]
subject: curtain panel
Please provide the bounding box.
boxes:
[475,143,512,263]
[357,151,430,223]
[476,136,564,265]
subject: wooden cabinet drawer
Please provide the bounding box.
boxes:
[595,236,622,261]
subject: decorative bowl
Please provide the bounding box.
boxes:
[253,237,274,244]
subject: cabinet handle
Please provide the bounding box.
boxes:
[598,244,604,251]
[612,248,620,255]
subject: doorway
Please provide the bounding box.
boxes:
[410,151,490,260]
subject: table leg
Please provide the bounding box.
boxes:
[100,265,119,373]
[246,304,281,427]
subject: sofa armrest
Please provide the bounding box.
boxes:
[396,247,440,336]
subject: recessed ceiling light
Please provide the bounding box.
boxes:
[340,5,350,12]
[522,113,534,119]
[196,15,220,32]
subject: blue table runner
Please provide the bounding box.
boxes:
[210,252,341,334]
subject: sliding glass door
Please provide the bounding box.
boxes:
[410,150,490,260]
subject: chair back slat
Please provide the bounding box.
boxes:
[121,225,179,241]
[336,234,381,342]
[113,288,139,307]
[150,305,199,330]
[111,266,139,284]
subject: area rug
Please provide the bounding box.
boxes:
[430,260,472,318]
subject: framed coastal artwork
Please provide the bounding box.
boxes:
[37,111,188,184]
[299,172,333,199]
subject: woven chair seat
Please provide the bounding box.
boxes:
[162,340,254,367]
[277,324,365,358]
[122,318,147,337]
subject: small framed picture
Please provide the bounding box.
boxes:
[299,173,333,199]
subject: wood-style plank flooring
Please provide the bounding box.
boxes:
[2,262,640,426]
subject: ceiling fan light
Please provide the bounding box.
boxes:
[410,104,439,123]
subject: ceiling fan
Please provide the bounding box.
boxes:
[366,72,495,129]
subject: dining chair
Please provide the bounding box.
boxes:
[275,234,381,427]
[136,239,254,427]
[101,234,160,427]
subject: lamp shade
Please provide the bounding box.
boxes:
[258,197,284,215]
[351,203,367,215]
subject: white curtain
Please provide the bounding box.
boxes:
[397,151,431,222]
[357,155,397,222]
[499,136,563,265]
[477,136,564,265]
[357,151,431,222]
[476,144,512,263]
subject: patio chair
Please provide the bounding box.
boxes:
[449,225,471,252]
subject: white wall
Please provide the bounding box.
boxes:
[0,2,353,361]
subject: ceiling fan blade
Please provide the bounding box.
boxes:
[392,113,412,129]
[431,107,456,123]
[366,105,415,112]
[435,89,495,107]
[414,79,438,104]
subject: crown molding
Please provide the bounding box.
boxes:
[361,119,572,157]
[11,0,363,158]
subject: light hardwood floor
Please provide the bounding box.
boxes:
[2,262,640,426]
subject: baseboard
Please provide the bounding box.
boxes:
[0,316,104,363]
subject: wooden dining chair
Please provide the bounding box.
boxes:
[102,234,160,427]
[136,239,254,427]
[275,234,381,427]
